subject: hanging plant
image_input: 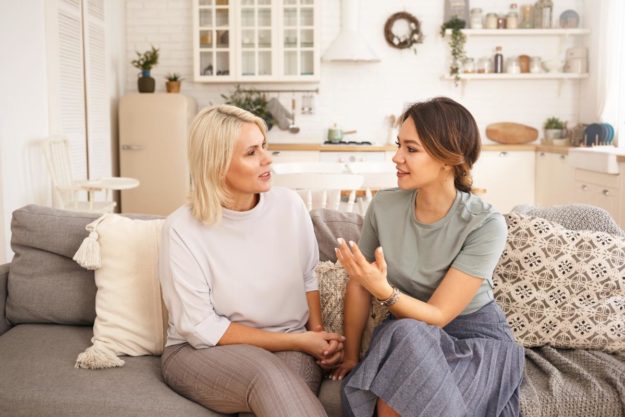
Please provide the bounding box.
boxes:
[221,85,275,131]
[439,17,466,85]
[384,12,424,54]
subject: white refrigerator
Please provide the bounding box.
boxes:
[119,93,198,215]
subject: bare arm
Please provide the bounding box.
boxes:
[336,239,482,328]
[218,322,344,360]
[305,290,323,331]
[330,279,371,380]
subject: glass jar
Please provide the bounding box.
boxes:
[506,56,520,74]
[520,4,534,28]
[477,57,492,73]
[485,13,498,29]
[470,8,483,29]
[462,57,476,73]
[506,3,519,29]
[530,56,543,73]
[540,0,553,28]
[497,16,507,29]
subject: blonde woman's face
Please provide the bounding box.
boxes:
[392,117,448,190]
[225,122,272,199]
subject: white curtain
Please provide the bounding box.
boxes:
[596,0,625,148]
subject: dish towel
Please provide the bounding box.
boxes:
[267,97,293,130]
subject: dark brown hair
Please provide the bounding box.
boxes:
[400,97,481,193]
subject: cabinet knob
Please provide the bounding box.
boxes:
[272,151,281,156]
[539,152,545,157]
[559,154,566,160]
[602,189,610,196]
[581,184,588,191]
[121,144,144,151]
[498,151,508,157]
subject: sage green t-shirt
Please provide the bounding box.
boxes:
[359,189,507,314]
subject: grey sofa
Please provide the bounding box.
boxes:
[1,204,625,417]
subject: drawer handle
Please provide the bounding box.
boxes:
[602,189,610,196]
[121,144,144,151]
[559,155,566,160]
[271,151,281,156]
[498,151,508,157]
[539,152,545,157]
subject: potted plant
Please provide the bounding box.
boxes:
[440,17,467,85]
[221,85,275,130]
[131,45,159,93]
[543,117,565,144]
[165,73,184,93]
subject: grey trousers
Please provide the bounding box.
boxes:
[161,343,328,417]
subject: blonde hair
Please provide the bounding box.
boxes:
[187,104,267,225]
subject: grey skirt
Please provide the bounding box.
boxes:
[342,301,524,417]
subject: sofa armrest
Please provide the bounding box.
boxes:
[0,263,11,336]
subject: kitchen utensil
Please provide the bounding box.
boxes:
[485,122,539,144]
[559,9,579,28]
[288,98,300,134]
[584,123,603,146]
[327,124,357,143]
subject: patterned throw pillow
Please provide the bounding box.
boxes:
[316,261,388,357]
[493,213,625,352]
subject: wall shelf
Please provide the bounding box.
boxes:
[444,73,589,80]
[444,28,591,37]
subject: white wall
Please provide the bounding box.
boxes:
[125,0,591,145]
[0,1,51,263]
[0,0,127,263]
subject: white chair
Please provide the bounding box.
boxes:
[42,137,140,213]
[346,161,397,214]
[272,172,364,212]
[271,161,347,174]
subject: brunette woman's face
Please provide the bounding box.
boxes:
[225,123,272,197]
[392,117,449,190]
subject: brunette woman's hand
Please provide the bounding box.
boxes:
[335,239,392,300]
[329,358,358,381]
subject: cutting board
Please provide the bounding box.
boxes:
[485,123,538,144]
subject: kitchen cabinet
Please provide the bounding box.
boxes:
[535,151,575,206]
[573,168,622,225]
[472,150,535,213]
[269,150,319,163]
[192,0,319,82]
[443,29,590,82]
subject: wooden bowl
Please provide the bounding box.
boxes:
[485,122,539,144]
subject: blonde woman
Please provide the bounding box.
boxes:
[159,105,343,417]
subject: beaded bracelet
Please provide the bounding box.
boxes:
[377,287,400,307]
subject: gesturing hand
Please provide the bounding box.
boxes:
[335,238,392,300]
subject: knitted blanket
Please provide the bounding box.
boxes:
[520,347,625,417]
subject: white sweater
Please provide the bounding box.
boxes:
[159,187,319,348]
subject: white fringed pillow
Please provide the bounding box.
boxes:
[73,214,167,369]
[493,213,625,352]
[316,261,388,358]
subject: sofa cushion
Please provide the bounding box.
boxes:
[310,208,363,262]
[0,324,220,417]
[0,263,10,336]
[513,203,625,238]
[494,213,625,352]
[7,205,100,325]
[74,215,167,369]
[316,260,388,357]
